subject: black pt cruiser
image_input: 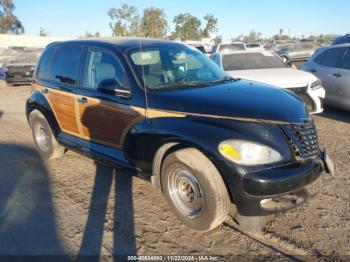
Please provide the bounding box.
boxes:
[26,39,333,231]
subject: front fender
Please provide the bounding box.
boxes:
[26,90,60,136]
[122,116,292,202]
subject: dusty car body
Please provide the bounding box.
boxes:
[302,44,350,111]
[275,43,317,63]
[212,42,246,53]
[5,51,41,85]
[26,39,333,231]
[210,50,325,114]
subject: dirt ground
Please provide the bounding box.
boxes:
[0,82,349,259]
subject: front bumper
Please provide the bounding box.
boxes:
[5,76,33,84]
[225,154,329,216]
[242,157,322,196]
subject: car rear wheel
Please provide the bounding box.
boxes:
[29,110,65,160]
[161,148,230,231]
[281,56,288,63]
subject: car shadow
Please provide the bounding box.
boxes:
[78,103,137,259]
[0,143,63,255]
[320,105,350,124]
[78,164,137,259]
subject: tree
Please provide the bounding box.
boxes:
[213,35,222,45]
[39,27,48,37]
[202,14,217,38]
[0,0,24,34]
[85,31,100,38]
[279,28,283,36]
[173,13,201,40]
[242,30,262,42]
[141,7,168,38]
[108,3,141,37]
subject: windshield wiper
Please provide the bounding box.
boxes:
[210,76,237,84]
[152,81,208,90]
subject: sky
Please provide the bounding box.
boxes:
[13,0,349,41]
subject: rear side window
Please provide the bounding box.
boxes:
[51,46,83,85]
[340,48,350,70]
[314,51,325,64]
[37,46,56,80]
[318,47,345,68]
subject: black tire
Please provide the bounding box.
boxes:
[5,81,14,87]
[29,110,65,160]
[161,148,230,231]
[281,56,288,63]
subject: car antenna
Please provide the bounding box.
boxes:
[139,39,150,122]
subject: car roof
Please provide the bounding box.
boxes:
[320,43,350,50]
[47,37,185,52]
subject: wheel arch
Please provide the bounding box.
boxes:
[150,139,228,195]
[26,91,60,137]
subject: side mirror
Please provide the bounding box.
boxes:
[97,79,130,98]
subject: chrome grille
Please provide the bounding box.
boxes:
[281,120,320,158]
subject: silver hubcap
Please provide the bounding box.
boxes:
[35,124,50,153]
[168,167,203,219]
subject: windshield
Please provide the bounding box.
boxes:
[222,52,288,71]
[128,45,229,90]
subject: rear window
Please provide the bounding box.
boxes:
[222,52,287,71]
[50,46,83,85]
[37,46,56,81]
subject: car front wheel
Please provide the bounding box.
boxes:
[161,148,230,231]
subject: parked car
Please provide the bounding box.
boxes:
[4,51,41,85]
[246,43,264,50]
[210,50,325,114]
[331,34,350,46]
[26,39,332,231]
[275,43,317,63]
[212,42,246,53]
[186,42,206,53]
[302,44,350,111]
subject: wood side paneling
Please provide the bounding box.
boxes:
[45,89,80,136]
[78,98,143,148]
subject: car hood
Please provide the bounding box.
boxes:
[227,68,317,88]
[148,79,308,124]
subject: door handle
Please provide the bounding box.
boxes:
[333,72,342,77]
[41,88,48,94]
[310,69,317,73]
[77,97,88,104]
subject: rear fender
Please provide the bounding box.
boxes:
[26,90,60,136]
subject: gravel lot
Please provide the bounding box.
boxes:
[0,82,349,259]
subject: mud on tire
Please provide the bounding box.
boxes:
[161,148,230,231]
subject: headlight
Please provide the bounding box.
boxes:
[310,80,321,90]
[218,140,282,166]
